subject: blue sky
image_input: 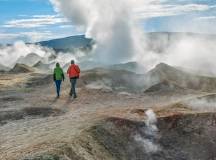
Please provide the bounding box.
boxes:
[0,0,216,44]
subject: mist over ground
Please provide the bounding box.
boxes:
[0,0,216,76]
[0,41,77,70]
[49,0,216,75]
[1,1,216,159]
[1,32,216,76]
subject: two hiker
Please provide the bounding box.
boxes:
[53,60,80,98]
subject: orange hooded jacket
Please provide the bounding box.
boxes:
[67,64,80,78]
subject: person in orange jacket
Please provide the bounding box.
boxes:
[67,60,80,98]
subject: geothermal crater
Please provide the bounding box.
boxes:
[23,112,216,160]
[1,63,216,160]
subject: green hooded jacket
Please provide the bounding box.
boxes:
[54,66,64,81]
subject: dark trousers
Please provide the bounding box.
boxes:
[70,78,77,97]
[55,80,62,97]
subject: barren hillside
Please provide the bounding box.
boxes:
[0,63,216,160]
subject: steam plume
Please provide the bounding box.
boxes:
[0,41,54,67]
[50,0,148,65]
[134,109,161,153]
[0,41,77,69]
[50,0,216,75]
[147,34,216,75]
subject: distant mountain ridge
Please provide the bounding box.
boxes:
[17,53,42,67]
[10,63,35,73]
[37,35,93,52]
[36,32,216,53]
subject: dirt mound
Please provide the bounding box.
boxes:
[79,68,145,92]
[183,94,216,112]
[106,61,144,73]
[17,53,42,67]
[144,80,185,93]
[10,63,35,73]
[25,74,53,88]
[23,113,216,160]
[146,63,216,92]
[85,113,216,160]
[193,94,216,102]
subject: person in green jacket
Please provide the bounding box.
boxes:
[53,63,64,98]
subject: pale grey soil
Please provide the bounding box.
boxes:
[0,72,215,160]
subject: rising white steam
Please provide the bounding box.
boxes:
[145,109,157,128]
[1,0,216,75]
[185,94,216,112]
[0,41,77,69]
[0,41,54,67]
[85,79,112,92]
[50,0,216,76]
[146,34,216,75]
[134,109,161,153]
[53,52,77,68]
[50,0,150,65]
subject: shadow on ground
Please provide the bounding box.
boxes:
[0,107,64,125]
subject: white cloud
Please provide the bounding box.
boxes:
[3,15,69,28]
[59,25,74,28]
[134,3,210,19]
[0,31,58,43]
[2,2,213,30]
[196,16,216,21]
[0,33,19,42]
[21,31,55,42]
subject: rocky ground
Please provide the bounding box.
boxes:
[0,66,216,160]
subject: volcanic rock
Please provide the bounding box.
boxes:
[17,53,42,67]
[10,63,35,73]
